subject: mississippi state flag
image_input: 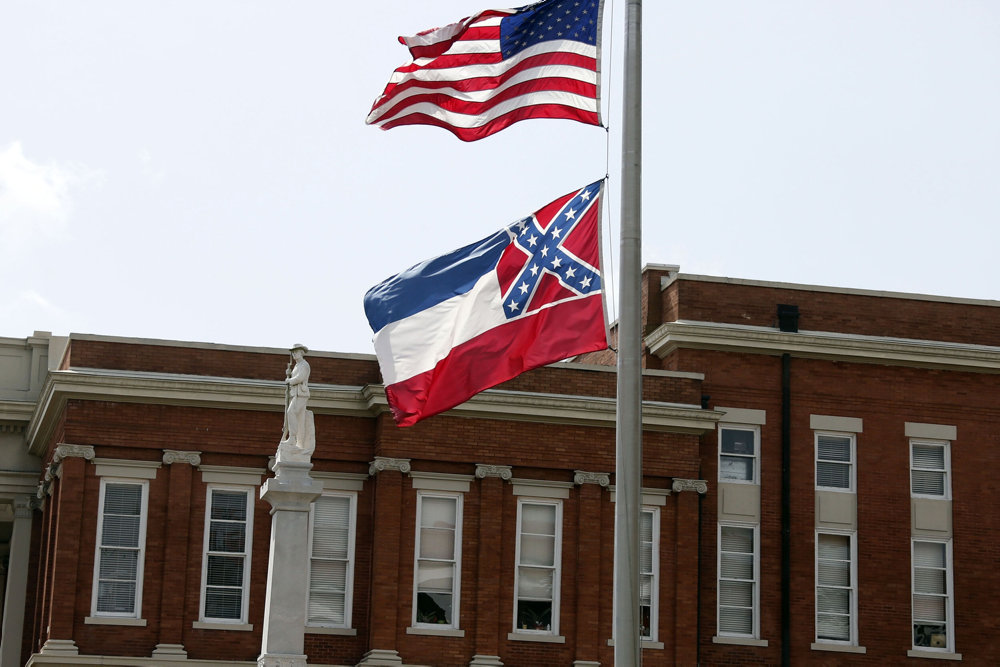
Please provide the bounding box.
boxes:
[364,182,608,426]
[366,0,603,142]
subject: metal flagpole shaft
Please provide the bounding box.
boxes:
[615,0,643,665]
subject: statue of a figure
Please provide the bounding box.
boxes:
[278,343,315,462]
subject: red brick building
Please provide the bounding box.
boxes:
[1,266,997,665]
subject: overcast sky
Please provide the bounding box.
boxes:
[2,1,998,355]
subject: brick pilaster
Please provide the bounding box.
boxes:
[470,464,510,665]
[672,479,707,666]
[573,472,607,664]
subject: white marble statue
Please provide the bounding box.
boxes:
[278,344,315,462]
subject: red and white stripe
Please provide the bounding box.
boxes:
[367,13,600,142]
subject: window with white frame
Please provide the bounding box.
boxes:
[912,539,954,651]
[816,531,856,644]
[719,425,759,483]
[718,523,758,637]
[308,492,356,627]
[413,492,462,628]
[200,486,253,623]
[639,507,659,641]
[92,479,148,617]
[911,440,950,498]
[514,499,561,634]
[816,433,855,491]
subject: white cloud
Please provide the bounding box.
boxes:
[0,141,103,247]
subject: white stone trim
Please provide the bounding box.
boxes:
[475,464,513,480]
[369,457,411,475]
[573,471,610,487]
[907,649,963,661]
[406,626,466,637]
[511,479,573,499]
[310,471,368,491]
[409,471,474,493]
[608,487,671,506]
[53,444,95,463]
[507,632,566,643]
[647,319,1000,374]
[84,616,147,626]
[191,621,254,631]
[905,422,957,441]
[92,459,160,479]
[810,415,863,433]
[712,636,769,647]
[304,626,357,635]
[163,450,202,466]
[717,407,766,425]
[811,642,867,654]
[672,479,708,494]
[198,466,265,486]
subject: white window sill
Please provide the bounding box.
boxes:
[811,642,866,654]
[85,616,147,627]
[306,626,357,635]
[713,636,768,647]
[606,638,664,650]
[192,621,254,631]
[407,626,465,637]
[507,632,566,643]
[908,649,963,661]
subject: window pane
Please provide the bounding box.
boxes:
[211,491,247,521]
[817,587,849,614]
[420,497,456,530]
[817,435,851,462]
[912,444,945,470]
[99,548,138,581]
[913,542,946,568]
[207,555,244,587]
[518,566,554,599]
[720,526,754,553]
[817,461,850,489]
[416,561,454,593]
[520,534,555,566]
[914,623,948,648]
[312,496,350,559]
[96,581,136,614]
[720,456,753,481]
[420,527,456,560]
[719,607,752,634]
[719,580,752,607]
[817,534,850,560]
[104,484,142,516]
[205,588,242,619]
[721,552,754,580]
[309,591,346,625]
[101,515,140,548]
[913,594,946,622]
[818,613,850,641]
[521,504,556,535]
[416,591,452,624]
[914,568,946,595]
[818,559,851,587]
[722,429,756,456]
[516,600,551,630]
[912,470,945,496]
[209,521,247,553]
[310,559,347,592]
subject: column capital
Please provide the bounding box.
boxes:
[369,457,411,476]
[573,470,610,487]
[475,464,512,481]
[671,478,708,494]
[163,450,202,466]
[53,444,95,464]
[13,495,36,519]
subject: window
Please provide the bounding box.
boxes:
[200,486,253,623]
[816,532,856,644]
[308,493,356,628]
[92,479,148,617]
[719,425,759,483]
[911,440,950,498]
[413,492,462,628]
[718,524,758,637]
[639,507,659,641]
[514,499,561,634]
[912,540,954,651]
[816,433,854,491]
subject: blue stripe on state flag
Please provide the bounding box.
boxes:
[363,229,510,334]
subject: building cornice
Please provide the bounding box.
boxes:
[647,320,1000,374]
[25,367,721,456]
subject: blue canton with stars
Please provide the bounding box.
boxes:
[500,182,602,319]
[499,0,600,60]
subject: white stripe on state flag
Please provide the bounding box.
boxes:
[373,271,507,386]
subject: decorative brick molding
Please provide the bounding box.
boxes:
[574,470,610,487]
[369,457,411,476]
[475,464,513,481]
[163,450,202,466]
[671,478,708,494]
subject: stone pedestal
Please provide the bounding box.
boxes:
[257,460,322,667]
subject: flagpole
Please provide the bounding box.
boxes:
[615,0,643,664]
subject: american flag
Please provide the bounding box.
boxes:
[366,0,603,142]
